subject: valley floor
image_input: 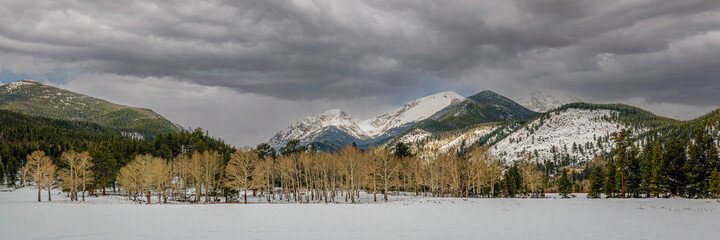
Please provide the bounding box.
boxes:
[1,187,718,240]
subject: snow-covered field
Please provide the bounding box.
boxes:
[2,187,718,240]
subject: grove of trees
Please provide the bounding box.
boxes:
[588,128,720,198]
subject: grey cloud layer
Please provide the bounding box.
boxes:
[1,0,719,105]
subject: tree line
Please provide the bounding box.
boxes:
[118,141,548,203]
[588,128,720,198]
[13,114,720,203]
[22,139,552,203]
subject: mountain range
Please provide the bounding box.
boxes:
[2,78,718,165]
[270,90,544,151]
[269,88,720,165]
[268,91,465,150]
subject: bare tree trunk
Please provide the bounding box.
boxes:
[38,188,41,202]
[48,187,51,201]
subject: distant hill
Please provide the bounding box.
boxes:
[641,108,720,142]
[0,79,181,139]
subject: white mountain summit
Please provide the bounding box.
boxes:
[515,90,582,113]
[269,91,465,148]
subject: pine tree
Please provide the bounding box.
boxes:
[279,140,307,156]
[90,145,116,195]
[709,169,720,198]
[504,166,522,197]
[605,162,617,198]
[665,139,687,196]
[686,128,719,197]
[0,160,5,185]
[611,129,638,198]
[588,166,604,198]
[394,142,412,159]
[649,143,666,197]
[255,143,277,160]
[640,142,655,196]
[557,169,572,198]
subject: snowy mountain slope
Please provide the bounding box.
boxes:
[515,90,582,113]
[269,109,368,148]
[421,90,538,131]
[414,125,499,153]
[385,90,538,149]
[490,108,645,163]
[359,91,464,137]
[269,92,464,149]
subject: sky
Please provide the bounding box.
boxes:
[0,0,719,147]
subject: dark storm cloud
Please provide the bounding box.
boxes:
[0,0,719,105]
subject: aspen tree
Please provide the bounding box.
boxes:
[339,146,364,203]
[518,158,544,198]
[173,154,191,201]
[117,160,141,201]
[76,151,94,201]
[150,156,172,203]
[21,151,56,202]
[370,147,397,201]
[188,151,221,203]
[224,149,255,203]
[59,151,82,201]
[252,156,274,202]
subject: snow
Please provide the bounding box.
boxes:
[268,109,370,147]
[270,91,464,148]
[359,91,464,137]
[438,127,498,152]
[1,187,718,240]
[1,79,37,92]
[515,90,582,113]
[398,129,432,143]
[398,125,498,156]
[491,108,642,163]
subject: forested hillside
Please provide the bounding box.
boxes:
[0,109,233,187]
[0,79,180,138]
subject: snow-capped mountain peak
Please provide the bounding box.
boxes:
[269,108,368,148]
[515,90,582,113]
[317,109,361,128]
[359,91,464,137]
[269,91,465,148]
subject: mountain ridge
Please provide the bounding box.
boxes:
[0,79,181,139]
[269,91,465,149]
